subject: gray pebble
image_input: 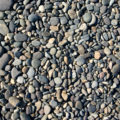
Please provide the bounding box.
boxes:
[27,67,35,78]
[11,67,21,79]
[28,14,39,22]
[14,33,27,42]
[9,97,20,107]
[17,76,25,84]
[39,75,48,84]
[75,56,86,66]
[50,17,59,26]
[60,16,68,25]
[92,81,98,88]
[112,64,120,76]
[83,13,92,23]
[31,59,41,68]
[54,77,62,85]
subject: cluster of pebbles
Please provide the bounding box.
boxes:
[0,0,120,119]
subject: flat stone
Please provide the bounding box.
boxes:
[11,67,21,79]
[0,0,13,11]
[102,0,109,6]
[35,101,41,111]
[50,100,57,108]
[31,59,41,68]
[112,64,120,76]
[50,17,59,26]
[92,81,98,88]
[44,105,51,115]
[27,67,35,78]
[17,76,25,84]
[60,16,68,24]
[94,51,101,60]
[39,75,48,84]
[111,19,118,26]
[14,33,27,42]
[88,103,96,113]
[28,14,39,22]
[0,53,11,69]
[0,20,9,35]
[28,85,35,93]
[75,101,83,110]
[104,47,111,55]
[75,56,86,66]
[68,9,77,19]
[20,112,31,120]
[9,97,20,107]
[54,77,62,85]
[83,13,92,23]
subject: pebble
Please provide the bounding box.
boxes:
[17,76,25,84]
[80,23,87,31]
[75,56,86,66]
[39,75,48,84]
[9,97,20,107]
[88,103,96,113]
[31,59,41,68]
[0,53,11,69]
[50,47,56,55]
[39,5,45,12]
[44,105,51,115]
[14,33,27,42]
[0,20,9,35]
[11,67,21,79]
[75,101,83,110]
[92,81,98,88]
[83,13,92,23]
[28,14,39,22]
[20,112,31,120]
[104,47,111,55]
[0,12,4,19]
[35,101,41,111]
[50,17,59,26]
[61,90,68,101]
[94,51,101,60]
[0,0,13,11]
[112,64,120,76]
[111,19,118,26]
[27,67,35,78]
[54,77,62,85]
[60,16,68,25]
[68,9,77,19]
[102,0,109,6]
[50,100,57,108]
[28,85,35,93]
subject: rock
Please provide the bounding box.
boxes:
[11,111,19,120]
[27,67,35,78]
[78,45,85,54]
[9,97,20,107]
[0,0,13,11]
[44,105,51,115]
[60,16,68,25]
[14,33,27,42]
[75,56,86,66]
[75,101,83,110]
[68,9,77,19]
[31,59,41,68]
[0,53,11,69]
[94,51,101,60]
[102,0,109,6]
[28,14,39,22]
[88,103,96,113]
[92,81,98,88]
[17,76,25,84]
[0,20,9,35]
[111,19,118,26]
[103,17,110,25]
[80,23,87,31]
[54,77,62,85]
[61,90,68,101]
[0,69,6,76]
[39,5,45,12]
[35,101,41,111]
[11,67,21,79]
[83,13,92,23]
[50,100,57,108]
[50,48,56,55]
[39,75,48,84]
[28,85,35,93]
[20,112,31,120]
[0,12,4,19]
[112,64,120,76]
[89,14,96,26]
[26,106,32,115]
[31,40,40,47]
[104,47,111,55]
[33,52,43,59]
[23,0,30,5]
[0,46,4,56]
[50,17,59,26]
[9,21,15,32]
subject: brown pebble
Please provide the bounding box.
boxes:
[94,51,101,59]
[64,56,68,64]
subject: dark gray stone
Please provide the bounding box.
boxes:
[112,64,120,76]
[50,17,59,26]
[39,75,48,84]
[28,14,39,22]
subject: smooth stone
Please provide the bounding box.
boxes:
[0,12,4,19]
[88,103,96,113]
[14,33,27,42]
[9,21,15,32]
[0,46,4,56]
[31,59,40,68]
[17,76,25,84]
[111,19,118,26]
[60,16,68,25]
[9,97,20,107]
[75,101,83,110]
[28,14,39,22]
[31,40,40,47]
[89,14,96,26]
[112,64,120,76]
[102,0,109,6]
[103,32,108,41]
[50,17,59,26]
[50,48,56,55]
[11,67,21,79]
[0,20,9,35]
[50,100,58,108]
[104,47,111,55]
[28,85,35,93]
[68,9,77,19]
[44,105,51,115]
[35,101,41,111]
[80,23,87,31]
[103,17,110,25]
[20,112,31,120]
[27,67,35,78]
[0,0,13,11]
[33,52,43,59]
[54,77,62,85]
[11,111,19,120]
[23,0,30,5]
[100,6,107,14]
[0,53,11,69]
[39,75,48,84]
[92,81,98,88]
[83,13,92,23]
[39,5,45,12]
[13,58,21,66]
[75,56,86,66]
[26,106,32,115]
[0,69,6,76]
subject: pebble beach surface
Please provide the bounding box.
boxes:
[0,0,120,120]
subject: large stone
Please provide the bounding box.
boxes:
[14,33,27,42]
[9,97,20,107]
[0,53,11,69]
[0,0,13,11]
[39,75,48,84]
[11,67,21,79]
[0,20,9,35]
